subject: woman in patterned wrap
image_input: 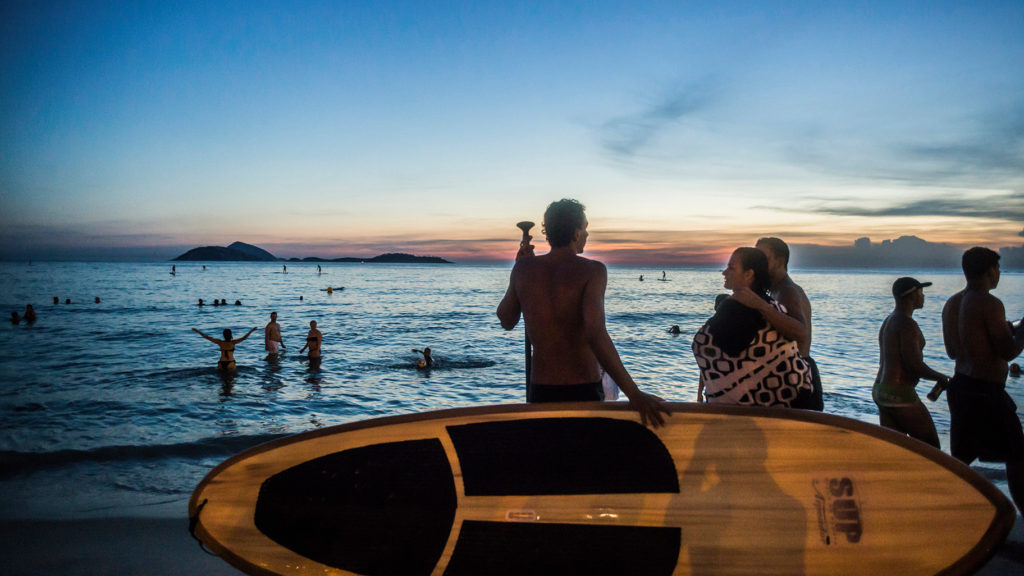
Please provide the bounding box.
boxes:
[692,247,814,408]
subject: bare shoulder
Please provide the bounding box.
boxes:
[942,290,963,313]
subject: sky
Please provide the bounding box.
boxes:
[1,1,1022,264]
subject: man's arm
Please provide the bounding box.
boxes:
[731,287,808,344]
[581,262,669,427]
[898,321,946,383]
[941,299,959,360]
[984,299,1024,360]
[496,267,521,330]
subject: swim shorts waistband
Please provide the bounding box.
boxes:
[530,381,604,403]
[948,373,1005,394]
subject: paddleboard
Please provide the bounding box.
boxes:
[189,403,1014,576]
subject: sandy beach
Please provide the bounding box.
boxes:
[2,512,1021,575]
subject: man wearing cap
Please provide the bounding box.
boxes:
[942,247,1024,513]
[872,277,948,448]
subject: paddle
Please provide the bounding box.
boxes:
[516,220,535,402]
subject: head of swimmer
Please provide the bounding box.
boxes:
[223,329,233,341]
[543,198,588,253]
[723,247,770,297]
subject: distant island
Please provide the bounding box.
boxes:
[173,241,452,264]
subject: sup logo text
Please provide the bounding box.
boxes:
[814,477,863,545]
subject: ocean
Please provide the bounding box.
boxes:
[1,261,1022,520]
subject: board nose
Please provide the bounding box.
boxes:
[254,438,457,575]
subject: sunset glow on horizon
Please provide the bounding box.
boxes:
[2,2,1022,264]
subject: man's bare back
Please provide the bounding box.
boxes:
[770,276,812,357]
[944,289,1022,383]
[497,198,668,427]
[501,250,604,385]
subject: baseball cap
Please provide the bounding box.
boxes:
[892,277,932,298]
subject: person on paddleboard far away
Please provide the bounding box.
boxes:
[497,198,670,428]
[942,246,1024,514]
[264,311,285,359]
[413,347,433,369]
[872,277,948,449]
[729,237,823,411]
[193,326,257,371]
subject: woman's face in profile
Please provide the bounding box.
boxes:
[721,252,750,291]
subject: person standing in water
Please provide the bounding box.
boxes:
[264,312,285,358]
[193,327,257,371]
[497,198,669,427]
[732,237,822,410]
[942,247,1024,513]
[299,320,322,369]
[873,277,948,448]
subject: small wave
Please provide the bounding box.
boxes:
[0,433,288,479]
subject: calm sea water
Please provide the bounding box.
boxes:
[1,261,1022,519]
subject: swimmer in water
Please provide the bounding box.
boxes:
[193,327,257,371]
[413,347,433,369]
[198,299,204,306]
[669,325,681,334]
[24,304,36,323]
[10,312,20,324]
[300,320,323,369]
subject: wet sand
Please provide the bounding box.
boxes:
[1,514,1020,575]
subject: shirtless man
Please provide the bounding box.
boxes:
[497,198,669,427]
[264,312,285,357]
[942,247,1024,512]
[873,277,948,448]
[299,320,322,369]
[733,237,822,410]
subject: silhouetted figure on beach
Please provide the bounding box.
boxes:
[942,247,1024,514]
[300,320,323,369]
[693,248,813,408]
[873,277,947,448]
[497,198,668,427]
[731,237,822,410]
[193,327,257,371]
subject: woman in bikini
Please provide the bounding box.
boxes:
[299,320,322,369]
[193,326,257,371]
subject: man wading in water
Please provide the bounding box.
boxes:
[497,198,669,428]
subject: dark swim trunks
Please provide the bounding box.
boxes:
[947,373,1024,463]
[530,382,604,403]
[805,356,824,411]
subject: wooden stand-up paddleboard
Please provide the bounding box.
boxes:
[189,403,1015,576]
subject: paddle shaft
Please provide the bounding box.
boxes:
[516,221,535,402]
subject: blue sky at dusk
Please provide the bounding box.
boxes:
[2,1,1022,263]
